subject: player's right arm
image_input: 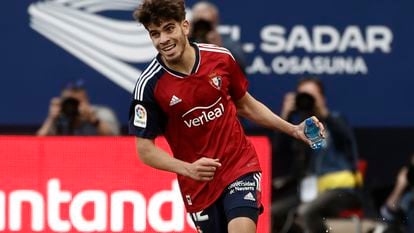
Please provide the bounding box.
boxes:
[130,64,220,181]
[135,137,221,181]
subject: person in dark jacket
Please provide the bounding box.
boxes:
[271,77,361,233]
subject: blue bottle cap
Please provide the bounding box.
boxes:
[305,118,313,126]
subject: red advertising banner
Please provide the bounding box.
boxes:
[0,136,270,233]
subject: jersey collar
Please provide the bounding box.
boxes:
[156,42,200,78]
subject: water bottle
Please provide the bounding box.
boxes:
[304,117,325,149]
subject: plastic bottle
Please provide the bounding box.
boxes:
[304,117,325,149]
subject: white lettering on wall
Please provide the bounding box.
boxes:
[110,191,146,231]
[70,191,107,231]
[0,178,194,232]
[9,191,44,231]
[260,25,392,53]
[48,179,71,231]
[148,181,185,232]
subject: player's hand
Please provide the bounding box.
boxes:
[187,157,222,181]
[294,116,325,145]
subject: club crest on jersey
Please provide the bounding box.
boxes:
[209,76,222,90]
[134,104,147,128]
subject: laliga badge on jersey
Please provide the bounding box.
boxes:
[209,75,222,90]
[134,104,147,128]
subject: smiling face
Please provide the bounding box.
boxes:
[147,19,190,65]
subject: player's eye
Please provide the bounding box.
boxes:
[150,32,160,38]
[165,26,175,32]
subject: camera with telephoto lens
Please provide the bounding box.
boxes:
[56,97,80,135]
[191,19,213,43]
[295,92,315,113]
[60,97,80,118]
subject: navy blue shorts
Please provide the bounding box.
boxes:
[190,172,263,233]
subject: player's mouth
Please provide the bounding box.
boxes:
[161,44,176,53]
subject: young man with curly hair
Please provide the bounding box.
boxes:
[129,1,324,232]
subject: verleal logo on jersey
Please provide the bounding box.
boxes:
[182,97,225,128]
[134,104,147,128]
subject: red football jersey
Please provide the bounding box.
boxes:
[129,43,261,212]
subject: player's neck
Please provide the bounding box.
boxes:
[163,43,195,75]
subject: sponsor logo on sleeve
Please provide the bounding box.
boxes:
[134,104,147,128]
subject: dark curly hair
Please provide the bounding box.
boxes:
[133,0,186,28]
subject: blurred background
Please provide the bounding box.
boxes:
[1,0,414,232]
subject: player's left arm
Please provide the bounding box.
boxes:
[225,51,322,143]
[235,92,314,144]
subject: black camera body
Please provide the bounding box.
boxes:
[295,92,315,113]
[191,19,213,43]
[60,97,80,118]
[56,97,80,135]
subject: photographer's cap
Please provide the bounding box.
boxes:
[65,79,85,90]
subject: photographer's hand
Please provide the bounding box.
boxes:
[79,102,116,135]
[386,167,408,211]
[396,167,408,190]
[37,97,62,136]
[206,30,222,46]
[280,92,296,120]
[48,97,61,120]
[78,101,96,123]
[312,93,329,118]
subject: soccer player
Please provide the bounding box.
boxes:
[128,0,324,232]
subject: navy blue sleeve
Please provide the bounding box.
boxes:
[128,99,166,139]
[128,63,166,138]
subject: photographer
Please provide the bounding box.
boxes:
[190,1,247,73]
[378,154,414,233]
[271,77,361,233]
[37,81,120,136]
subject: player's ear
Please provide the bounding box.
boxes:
[182,20,190,35]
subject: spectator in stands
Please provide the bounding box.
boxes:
[37,80,120,136]
[379,153,414,233]
[271,77,361,233]
[190,1,247,72]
